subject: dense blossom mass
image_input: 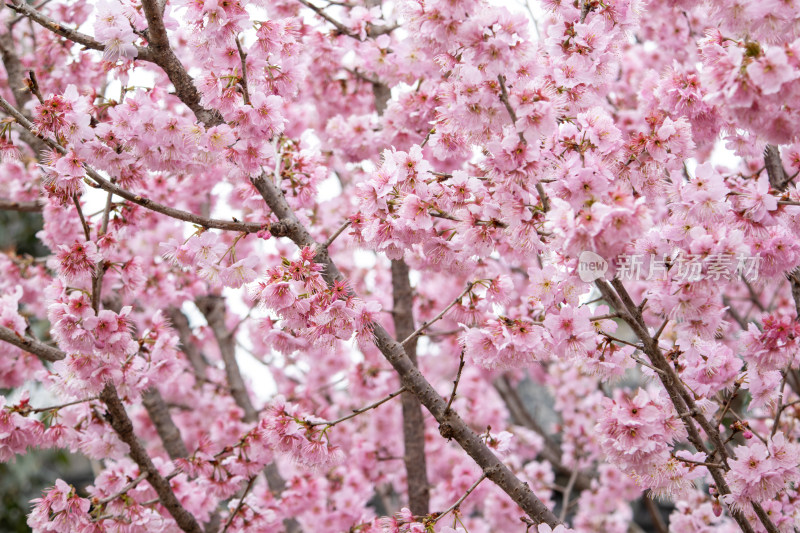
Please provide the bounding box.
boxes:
[1,0,800,531]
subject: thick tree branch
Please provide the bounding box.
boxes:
[0,324,64,362]
[391,259,430,515]
[140,0,222,127]
[99,383,204,533]
[141,388,189,460]
[765,145,790,191]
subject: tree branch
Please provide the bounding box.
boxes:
[391,258,430,515]
[400,282,473,347]
[196,295,257,423]
[99,383,204,533]
[166,307,210,379]
[249,170,561,527]
[140,0,222,126]
[431,473,486,524]
[141,388,189,460]
[309,387,406,428]
[6,0,152,61]
[0,324,65,362]
[493,375,592,492]
[0,197,43,212]
[195,294,299,533]
[595,279,776,533]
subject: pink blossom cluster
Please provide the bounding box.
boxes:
[596,388,700,496]
[725,432,800,508]
[249,247,380,346]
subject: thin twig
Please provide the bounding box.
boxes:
[73,195,91,242]
[309,387,406,427]
[31,395,100,413]
[445,350,466,415]
[221,475,257,533]
[235,38,250,105]
[559,466,579,522]
[601,332,643,350]
[670,454,723,469]
[296,0,357,37]
[588,313,620,321]
[771,370,789,438]
[715,376,744,427]
[400,282,474,347]
[496,74,549,211]
[96,472,149,505]
[653,318,669,340]
[321,220,351,249]
[431,473,487,524]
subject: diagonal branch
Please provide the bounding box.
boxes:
[400,281,474,347]
[0,324,64,362]
[250,170,561,527]
[196,295,257,423]
[7,0,152,61]
[493,375,592,492]
[195,294,299,533]
[99,383,204,533]
[167,307,210,379]
[141,388,189,460]
[595,279,777,533]
[140,0,222,127]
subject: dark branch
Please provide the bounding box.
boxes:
[0,325,65,362]
[99,383,204,533]
[7,0,152,61]
[140,0,222,126]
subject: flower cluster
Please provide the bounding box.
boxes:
[261,396,345,471]
[596,389,694,495]
[249,247,380,346]
[725,432,800,508]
